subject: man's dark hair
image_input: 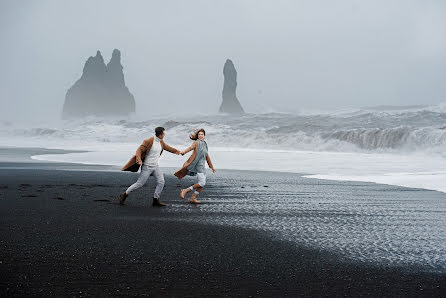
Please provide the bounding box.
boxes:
[155,127,165,137]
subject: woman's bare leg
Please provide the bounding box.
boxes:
[190,186,203,204]
[181,183,202,199]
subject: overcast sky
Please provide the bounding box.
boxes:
[1,0,446,120]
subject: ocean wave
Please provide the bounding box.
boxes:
[16,128,60,136]
[322,126,446,150]
[2,107,446,153]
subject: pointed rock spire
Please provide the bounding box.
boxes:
[219,59,245,115]
[62,49,135,119]
[81,50,107,81]
[106,49,125,86]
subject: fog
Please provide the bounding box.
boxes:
[1,0,446,121]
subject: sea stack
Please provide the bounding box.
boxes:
[62,49,135,119]
[219,59,245,115]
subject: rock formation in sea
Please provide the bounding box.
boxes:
[219,59,245,115]
[62,49,135,118]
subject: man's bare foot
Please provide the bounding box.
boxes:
[152,198,166,207]
[180,188,190,199]
[119,192,128,205]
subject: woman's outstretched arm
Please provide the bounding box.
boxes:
[181,141,197,155]
[206,153,215,173]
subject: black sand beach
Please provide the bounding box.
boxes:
[1,158,445,297]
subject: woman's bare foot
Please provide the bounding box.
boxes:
[189,194,201,204]
[180,188,190,199]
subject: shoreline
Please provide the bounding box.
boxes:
[2,146,446,195]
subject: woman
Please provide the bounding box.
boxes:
[174,129,215,204]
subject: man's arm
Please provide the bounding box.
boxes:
[135,144,147,165]
[163,142,180,154]
[136,137,153,165]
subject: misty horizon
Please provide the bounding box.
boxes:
[1,0,446,121]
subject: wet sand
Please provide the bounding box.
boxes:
[0,162,445,297]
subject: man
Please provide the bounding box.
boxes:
[120,126,180,207]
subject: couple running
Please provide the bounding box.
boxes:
[119,126,215,206]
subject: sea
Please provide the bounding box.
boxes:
[2,104,446,193]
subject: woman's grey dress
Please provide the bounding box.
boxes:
[186,140,208,175]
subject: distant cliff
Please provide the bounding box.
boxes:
[219,59,245,115]
[62,49,135,119]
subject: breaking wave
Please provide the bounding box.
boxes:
[322,126,446,151]
[2,104,446,154]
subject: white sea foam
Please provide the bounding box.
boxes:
[2,103,446,193]
[28,147,446,193]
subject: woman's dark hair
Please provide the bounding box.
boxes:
[189,128,206,140]
[155,126,165,137]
